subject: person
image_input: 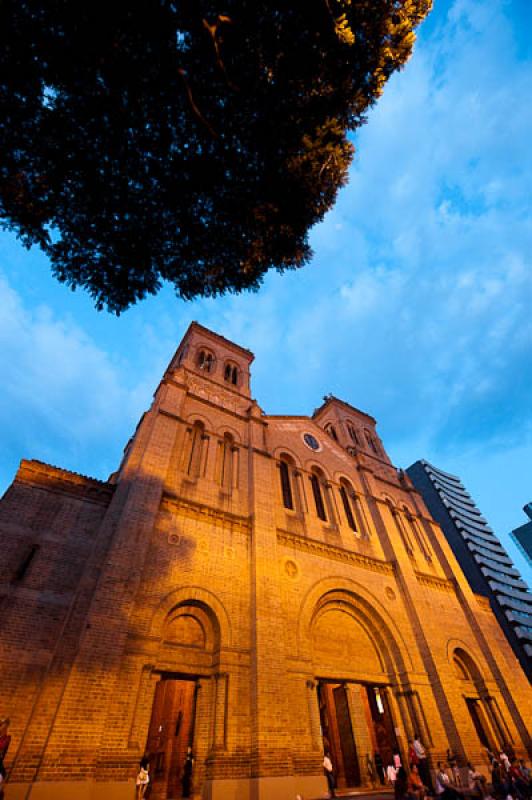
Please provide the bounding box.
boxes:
[434,764,465,800]
[0,718,11,800]
[409,740,420,770]
[490,759,509,800]
[448,749,462,788]
[436,763,451,795]
[387,763,398,787]
[409,764,428,800]
[414,734,433,794]
[394,750,403,769]
[500,752,511,774]
[135,757,149,800]
[182,746,194,798]
[395,766,416,800]
[323,751,336,799]
[508,757,530,800]
[375,751,385,784]
[467,763,491,800]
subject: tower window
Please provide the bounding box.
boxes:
[347,423,359,445]
[197,349,214,372]
[365,429,378,453]
[224,363,238,385]
[310,470,327,522]
[325,424,338,441]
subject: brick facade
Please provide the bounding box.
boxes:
[0,322,530,800]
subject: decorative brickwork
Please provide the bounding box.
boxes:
[0,322,530,800]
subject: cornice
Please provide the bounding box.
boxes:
[15,459,114,506]
[161,492,251,532]
[414,570,455,593]
[277,530,395,575]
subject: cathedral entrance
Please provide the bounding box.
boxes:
[145,675,197,800]
[318,681,399,789]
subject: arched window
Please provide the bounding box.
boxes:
[365,429,378,453]
[224,362,238,385]
[404,506,431,561]
[339,480,357,532]
[279,458,294,510]
[197,349,214,372]
[310,468,327,522]
[188,421,206,477]
[325,424,338,441]
[388,500,414,555]
[220,433,235,491]
[347,423,359,445]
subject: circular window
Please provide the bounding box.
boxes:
[302,432,321,451]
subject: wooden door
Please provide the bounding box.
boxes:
[145,678,196,799]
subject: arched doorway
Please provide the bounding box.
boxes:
[451,648,502,754]
[145,600,221,799]
[310,594,405,790]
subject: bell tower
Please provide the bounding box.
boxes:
[312,394,391,464]
[167,321,254,399]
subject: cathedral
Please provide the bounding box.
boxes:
[0,322,530,800]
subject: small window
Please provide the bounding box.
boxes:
[224,363,238,385]
[197,349,214,372]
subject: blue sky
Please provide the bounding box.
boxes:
[0,0,531,583]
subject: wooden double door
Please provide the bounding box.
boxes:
[318,681,398,789]
[145,676,197,800]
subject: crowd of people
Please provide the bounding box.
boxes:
[393,743,532,800]
[322,737,532,800]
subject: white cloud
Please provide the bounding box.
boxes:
[0,273,148,482]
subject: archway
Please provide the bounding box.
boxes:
[305,586,411,790]
[145,594,224,800]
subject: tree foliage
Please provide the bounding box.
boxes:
[0,0,431,312]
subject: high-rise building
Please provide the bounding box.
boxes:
[0,323,531,800]
[511,503,532,567]
[407,461,532,681]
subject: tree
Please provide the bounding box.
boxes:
[0,0,431,312]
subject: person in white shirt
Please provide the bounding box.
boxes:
[387,764,398,785]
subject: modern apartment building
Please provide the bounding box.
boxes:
[407,460,532,681]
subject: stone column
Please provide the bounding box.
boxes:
[306,679,322,752]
